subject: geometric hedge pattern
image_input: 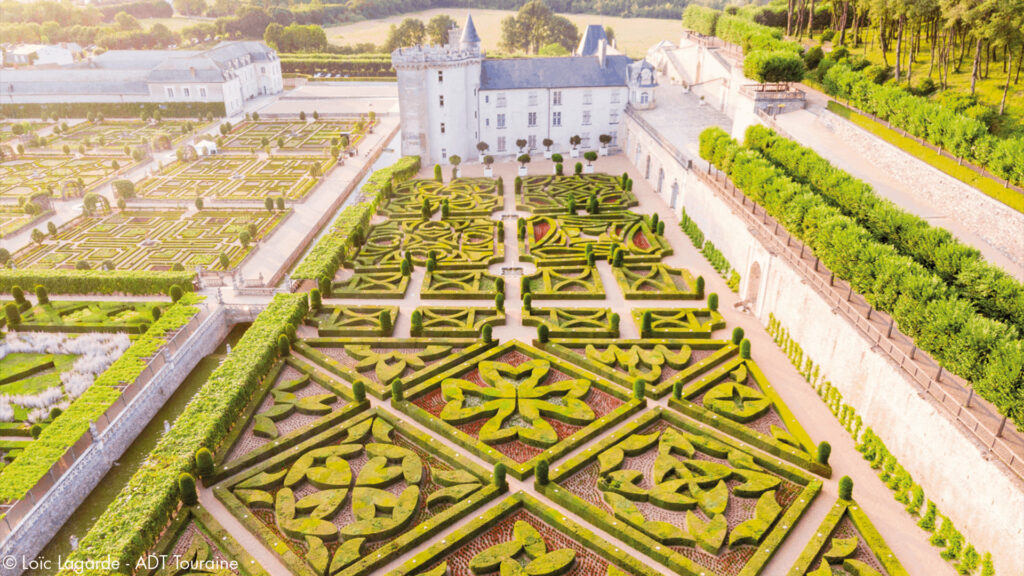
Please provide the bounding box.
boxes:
[12,209,284,271]
[221,120,367,152]
[0,156,126,196]
[137,155,333,200]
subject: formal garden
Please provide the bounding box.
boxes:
[42,119,198,154]
[0,155,127,197]
[11,209,286,271]
[136,155,335,201]
[7,153,980,576]
[220,119,372,153]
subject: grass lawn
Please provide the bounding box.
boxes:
[325,8,682,58]
[827,101,1024,214]
[818,35,1024,138]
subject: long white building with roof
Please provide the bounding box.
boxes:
[392,16,656,165]
[0,41,282,116]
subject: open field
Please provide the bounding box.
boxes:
[326,8,682,58]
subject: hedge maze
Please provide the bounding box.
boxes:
[382,178,503,219]
[13,209,284,271]
[0,155,125,197]
[522,266,605,299]
[517,174,638,215]
[48,120,195,153]
[137,155,334,200]
[613,264,701,300]
[420,270,503,300]
[305,305,399,336]
[520,213,671,267]
[222,120,368,152]
[2,300,162,333]
[354,219,503,270]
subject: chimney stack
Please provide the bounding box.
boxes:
[598,39,607,68]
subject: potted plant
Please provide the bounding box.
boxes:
[449,154,461,179]
[477,141,489,162]
[599,134,612,156]
[569,135,581,158]
[551,153,563,174]
[483,155,495,177]
[583,151,598,173]
[516,138,528,154]
[517,153,531,176]
[542,138,554,159]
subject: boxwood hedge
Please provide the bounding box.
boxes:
[62,293,307,572]
[0,269,194,296]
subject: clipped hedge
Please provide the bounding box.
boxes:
[279,53,395,77]
[0,269,194,296]
[822,63,1024,187]
[746,124,1024,333]
[716,13,802,54]
[0,293,203,504]
[700,126,1024,429]
[0,101,224,119]
[681,5,720,36]
[64,293,307,571]
[292,156,420,281]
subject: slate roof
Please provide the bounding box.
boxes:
[480,54,630,90]
[461,14,480,44]
[0,69,150,95]
[577,24,608,56]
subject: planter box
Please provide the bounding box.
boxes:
[483,167,494,177]
[570,149,580,158]
[599,147,609,156]
[518,166,529,176]
[584,165,595,174]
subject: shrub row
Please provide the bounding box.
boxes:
[767,314,998,576]
[291,156,420,281]
[822,63,1024,187]
[0,294,203,504]
[64,294,307,571]
[716,13,802,54]
[700,126,1024,429]
[0,269,194,296]
[279,53,395,77]
[0,102,224,120]
[679,208,740,293]
[681,5,719,36]
[746,125,1024,332]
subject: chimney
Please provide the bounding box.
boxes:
[190,66,196,78]
[598,39,607,69]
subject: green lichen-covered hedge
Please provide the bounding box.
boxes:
[0,269,194,295]
[140,505,268,576]
[62,293,309,572]
[292,156,420,281]
[0,294,204,504]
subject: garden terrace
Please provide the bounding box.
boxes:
[0,300,165,333]
[517,174,639,215]
[354,219,504,271]
[221,120,370,152]
[398,340,644,479]
[381,178,503,219]
[212,409,501,576]
[136,155,335,201]
[0,204,49,238]
[520,213,672,267]
[12,209,286,272]
[0,155,127,197]
[540,408,822,576]
[44,119,197,154]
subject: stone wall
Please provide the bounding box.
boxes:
[0,303,231,574]
[623,112,1024,575]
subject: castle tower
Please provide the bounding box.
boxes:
[392,14,482,165]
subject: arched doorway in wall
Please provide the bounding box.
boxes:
[746,261,762,309]
[645,155,651,179]
[670,181,679,208]
[657,168,665,194]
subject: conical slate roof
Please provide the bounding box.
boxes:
[461,14,480,43]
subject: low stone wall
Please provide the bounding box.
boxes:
[0,304,231,573]
[623,112,1024,575]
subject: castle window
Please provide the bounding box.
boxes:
[528,135,536,150]
[439,95,445,107]
[583,91,593,105]
[581,133,591,147]
[261,66,266,73]
[199,87,207,98]
[610,111,619,124]
[611,91,620,104]
[552,91,562,106]
[497,93,507,108]
[485,95,489,104]
[440,122,446,134]
[166,87,174,98]
[552,111,561,127]
[497,114,506,129]
[497,137,506,152]
[438,70,444,83]
[528,92,538,106]
[442,148,447,159]
[183,87,190,98]
[640,92,649,104]
[582,110,591,125]
[528,112,537,127]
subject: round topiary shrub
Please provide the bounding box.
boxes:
[731,327,744,345]
[494,463,508,491]
[740,338,751,359]
[633,379,645,401]
[673,380,684,400]
[151,306,162,322]
[610,312,620,333]
[169,284,184,303]
[523,293,533,313]
[696,275,705,296]
[30,423,42,439]
[195,447,214,478]
[5,303,22,326]
[817,441,831,466]
[34,285,49,305]
[11,286,25,305]
[537,324,549,343]
[574,162,583,175]
[352,380,366,403]
[178,472,198,505]
[495,293,505,310]
[482,324,493,344]
[390,378,404,402]
[379,310,392,334]
[641,311,653,337]
[838,475,853,500]
[400,259,411,276]
[411,310,423,336]
[277,334,291,356]
[708,293,719,311]
[309,289,322,311]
